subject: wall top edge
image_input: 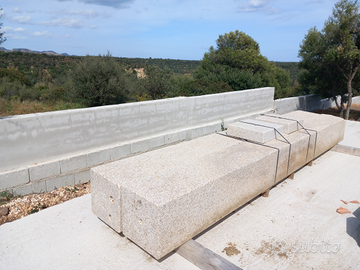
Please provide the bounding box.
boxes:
[0,87,275,121]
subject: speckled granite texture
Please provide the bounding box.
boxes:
[91,110,345,259]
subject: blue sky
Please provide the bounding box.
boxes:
[1,0,338,62]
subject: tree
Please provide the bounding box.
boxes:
[71,53,131,106]
[299,0,360,119]
[194,30,291,95]
[0,7,6,45]
[141,65,174,100]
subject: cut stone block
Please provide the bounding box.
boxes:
[92,134,278,259]
[91,110,345,260]
[227,119,284,144]
[255,115,304,134]
[282,111,346,158]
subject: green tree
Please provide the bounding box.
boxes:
[141,65,174,100]
[194,30,291,96]
[71,53,131,106]
[0,7,6,45]
[299,0,360,119]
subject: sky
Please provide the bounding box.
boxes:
[0,0,339,62]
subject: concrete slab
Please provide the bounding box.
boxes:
[0,195,198,270]
[339,120,360,149]
[195,151,360,270]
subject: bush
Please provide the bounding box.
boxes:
[71,53,131,106]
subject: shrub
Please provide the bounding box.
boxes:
[71,52,131,106]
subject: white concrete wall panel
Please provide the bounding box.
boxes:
[0,87,275,173]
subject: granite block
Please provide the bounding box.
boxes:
[91,170,122,232]
[255,115,304,134]
[227,119,284,144]
[281,111,345,158]
[91,110,345,260]
[92,134,277,259]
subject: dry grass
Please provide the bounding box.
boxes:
[0,98,84,118]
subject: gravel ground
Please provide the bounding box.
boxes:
[0,182,91,226]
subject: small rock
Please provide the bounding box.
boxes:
[0,207,9,217]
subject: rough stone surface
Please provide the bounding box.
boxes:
[91,110,345,260]
[255,115,304,134]
[227,119,284,144]
[92,134,278,259]
[282,111,346,157]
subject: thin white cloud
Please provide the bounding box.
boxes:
[13,7,22,13]
[237,0,280,15]
[33,30,51,37]
[39,18,84,28]
[55,0,134,9]
[2,26,26,32]
[50,9,111,19]
[12,15,32,24]
[32,30,70,39]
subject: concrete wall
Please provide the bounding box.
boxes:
[0,87,275,195]
[2,88,359,196]
[275,94,360,114]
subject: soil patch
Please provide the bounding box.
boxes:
[313,103,360,121]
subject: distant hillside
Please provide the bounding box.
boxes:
[0,49,201,81]
[0,47,72,56]
[0,48,300,82]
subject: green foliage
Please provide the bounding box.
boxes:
[194,30,292,96]
[71,53,132,106]
[0,67,32,86]
[299,0,360,119]
[0,190,14,205]
[0,7,5,45]
[180,79,233,96]
[140,65,174,100]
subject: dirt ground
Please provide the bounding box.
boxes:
[313,103,360,121]
[0,103,359,226]
[0,182,91,226]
